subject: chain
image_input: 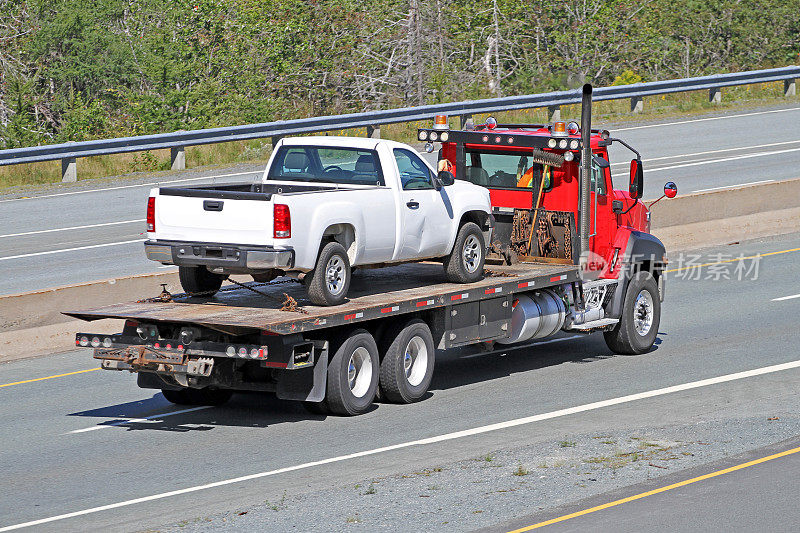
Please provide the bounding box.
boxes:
[138,276,308,314]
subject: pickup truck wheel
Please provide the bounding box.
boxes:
[444,222,485,283]
[161,387,233,406]
[325,330,379,416]
[307,241,351,306]
[178,266,225,297]
[604,271,661,355]
[379,319,435,403]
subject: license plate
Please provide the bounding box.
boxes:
[139,346,185,365]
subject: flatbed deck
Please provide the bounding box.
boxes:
[66,262,579,335]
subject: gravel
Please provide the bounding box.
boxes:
[154,409,800,533]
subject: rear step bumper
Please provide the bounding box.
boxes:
[145,240,294,270]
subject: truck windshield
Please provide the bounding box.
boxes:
[464,149,550,190]
[267,146,385,186]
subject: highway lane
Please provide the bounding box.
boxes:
[0,105,798,295]
[0,232,798,531]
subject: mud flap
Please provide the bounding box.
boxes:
[276,341,329,402]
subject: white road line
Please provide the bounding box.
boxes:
[461,335,582,359]
[613,107,800,132]
[646,146,800,172]
[0,219,144,239]
[68,406,212,434]
[692,179,775,193]
[0,171,262,203]
[772,293,800,302]
[4,358,800,532]
[609,139,800,168]
[0,239,145,262]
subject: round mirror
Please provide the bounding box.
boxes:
[664,181,677,198]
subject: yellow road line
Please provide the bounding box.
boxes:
[508,444,800,532]
[0,367,99,388]
[665,246,800,273]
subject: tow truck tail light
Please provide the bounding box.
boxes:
[433,114,449,130]
[146,197,156,232]
[274,204,291,238]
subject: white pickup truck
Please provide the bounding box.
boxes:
[145,137,493,305]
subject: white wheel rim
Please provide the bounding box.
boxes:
[633,290,654,336]
[325,255,346,296]
[347,346,372,398]
[462,234,481,274]
[403,336,428,387]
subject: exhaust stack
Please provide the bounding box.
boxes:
[579,84,592,260]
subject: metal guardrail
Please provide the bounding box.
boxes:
[1,65,798,181]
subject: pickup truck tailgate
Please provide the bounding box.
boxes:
[154,192,274,245]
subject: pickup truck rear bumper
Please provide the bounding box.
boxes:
[144,240,294,270]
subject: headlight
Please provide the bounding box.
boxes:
[558,139,568,149]
[418,131,429,141]
[548,138,557,148]
[440,131,449,142]
[569,140,579,150]
[563,151,574,162]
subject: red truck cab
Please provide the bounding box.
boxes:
[420,117,674,282]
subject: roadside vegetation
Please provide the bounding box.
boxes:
[1,0,799,187]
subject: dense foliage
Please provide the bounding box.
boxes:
[1,0,798,148]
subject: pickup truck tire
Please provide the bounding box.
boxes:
[444,222,486,283]
[307,241,351,306]
[161,387,233,406]
[178,266,225,297]
[603,271,661,355]
[325,329,379,416]
[379,319,435,403]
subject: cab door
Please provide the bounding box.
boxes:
[392,148,454,260]
[589,150,616,266]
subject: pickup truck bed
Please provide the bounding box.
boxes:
[66,262,579,336]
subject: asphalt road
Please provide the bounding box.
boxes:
[495,438,800,533]
[0,232,798,532]
[0,104,798,296]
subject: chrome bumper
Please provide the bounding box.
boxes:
[144,241,294,270]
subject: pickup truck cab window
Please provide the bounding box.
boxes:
[393,148,435,190]
[268,146,385,186]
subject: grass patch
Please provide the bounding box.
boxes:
[362,483,377,495]
[513,463,530,476]
[559,440,577,448]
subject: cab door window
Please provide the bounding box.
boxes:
[393,148,435,190]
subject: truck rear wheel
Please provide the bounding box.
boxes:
[379,319,435,403]
[307,241,351,306]
[325,329,379,416]
[178,266,225,297]
[444,222,485,283]
[604,271,661,355]
[161,387,233,406]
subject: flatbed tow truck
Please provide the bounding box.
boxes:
[68,85,675,416]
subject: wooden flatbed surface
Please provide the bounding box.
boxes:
[65,262,579,335]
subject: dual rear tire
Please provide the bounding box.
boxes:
[304,319,435,416]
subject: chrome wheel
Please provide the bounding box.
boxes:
[462,234,481,274]
[347,346,373,398]
[633,290,654,336]
[325,255,346,296]
[403,336,429,387]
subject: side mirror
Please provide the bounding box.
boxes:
[664,181,677,198]
[629,158,644,199]
[612,200,624,214]
[437,170,455,186]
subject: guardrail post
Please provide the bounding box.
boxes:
[61,157,77,182]
[170,146,185,171]
[367,125,380,139]
[709,87,722,104]
[785,79,797,97]
[630,96,644,113]
[547,105,561,122]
